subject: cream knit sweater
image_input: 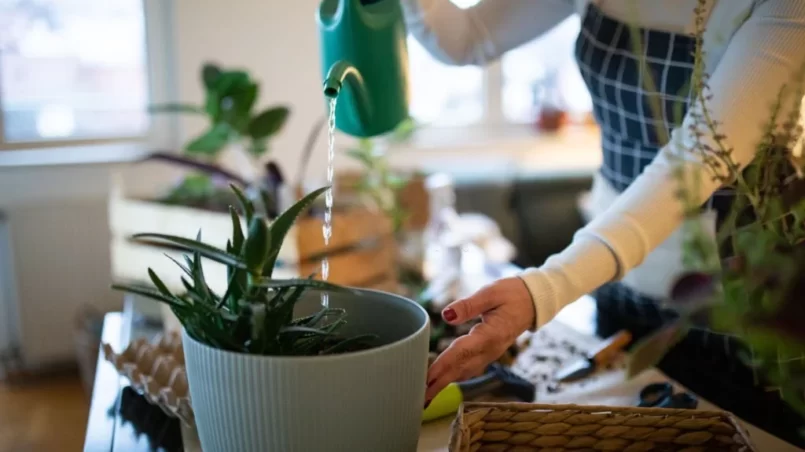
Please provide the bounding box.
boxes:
[401,0,805,328]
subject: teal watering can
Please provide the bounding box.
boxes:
[317,0,410,138]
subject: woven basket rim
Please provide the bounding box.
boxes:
[449,401,758,452]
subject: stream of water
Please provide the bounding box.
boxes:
[321,97,337,309]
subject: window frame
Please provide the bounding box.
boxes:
[0,0,179,155]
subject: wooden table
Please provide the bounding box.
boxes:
[84,294,802,451]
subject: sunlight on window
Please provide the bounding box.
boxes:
[501,16,592,123]
[407,0,484,127]
[0,0,150,142]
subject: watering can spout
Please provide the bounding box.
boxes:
[323,60,373,133]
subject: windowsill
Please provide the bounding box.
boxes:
[0,124,603,182]
[382,123,603,182]
[0,142,150,168]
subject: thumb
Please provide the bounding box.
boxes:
[442,284,501,325]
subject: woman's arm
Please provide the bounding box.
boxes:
[401,0,576,66]
[520,0,805,328]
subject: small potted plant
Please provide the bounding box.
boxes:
[147,61,291,210]
[112,185,430,452]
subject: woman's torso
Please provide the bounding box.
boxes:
[576,0,743,301]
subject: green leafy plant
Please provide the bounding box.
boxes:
[624,0,805,417]
[152,62,289,157]
[144,62,293,215]
[112,185,376,356]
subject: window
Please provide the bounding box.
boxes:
[0,0,151,148]
[501,15,592,123]
[407,1,592,130]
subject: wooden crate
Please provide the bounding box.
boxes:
[334,171,430,232]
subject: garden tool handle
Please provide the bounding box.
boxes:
[592,330,632,366]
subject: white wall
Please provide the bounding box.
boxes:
[172,0,337,186]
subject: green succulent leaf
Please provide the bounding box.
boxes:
[112,284,186,310]
[229,206,245,253]
[243,217,270,274]
[279,326,330,337]
[321,334,378,355]
[255,278,355,295]
[148,268,173,297]
[180,277,195,294]
[248,106,290,140]
[191,250,213,303]
[185,123,231,155]
[132,233,247,269]
[218,268,247,310]
[292,308,346,327]
[230,184,254,224]
[263,186,329,277]
[165,254,192,277]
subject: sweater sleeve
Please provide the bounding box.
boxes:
[400,0,576,66]
[519,0,805,329]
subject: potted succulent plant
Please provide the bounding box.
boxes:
[112,185,430,452]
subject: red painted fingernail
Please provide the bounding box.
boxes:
[443,308,457,321]
[424,400,431,409]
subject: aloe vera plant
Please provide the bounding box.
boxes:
[112,185,376,356]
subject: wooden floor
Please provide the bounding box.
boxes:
[0,371,89,452]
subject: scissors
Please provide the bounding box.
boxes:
[637,382,698,409]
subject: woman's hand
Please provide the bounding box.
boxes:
[424,276,535,404]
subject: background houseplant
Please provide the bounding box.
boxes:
[113,185,430,452]
[624,2,805,419]
[147,62,291,215]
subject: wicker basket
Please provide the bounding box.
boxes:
[449,402,757,452]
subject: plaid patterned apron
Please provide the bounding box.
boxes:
[574,3,805,446]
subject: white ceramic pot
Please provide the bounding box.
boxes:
[182,288,430,452]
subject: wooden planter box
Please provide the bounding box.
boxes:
[108,179,400,330]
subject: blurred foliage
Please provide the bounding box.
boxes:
[343,117,417,233]
[147,62,291,215]
[625,0,805,419]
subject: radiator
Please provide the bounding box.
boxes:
[0,199,123,375]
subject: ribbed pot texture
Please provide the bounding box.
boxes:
[182,288,430,452]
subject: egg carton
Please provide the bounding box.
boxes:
[102,332,194,426]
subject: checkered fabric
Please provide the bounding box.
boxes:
[573,2,805,392]
[576,3,696,192]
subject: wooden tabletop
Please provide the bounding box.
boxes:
[83,294,802,451]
